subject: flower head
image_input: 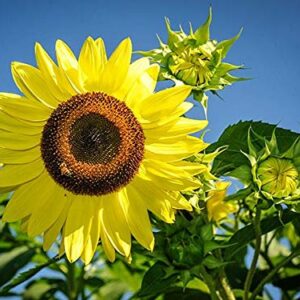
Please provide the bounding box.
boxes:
[0,37,209,263]
[230,128,300,206]
[207,182,237,222]
[138,8,244,110]
[257,157,298,198]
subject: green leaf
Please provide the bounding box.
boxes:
[199,224,213,241]
[0,246,36,288]
[23,280,56,300]
[85,277,104,288]
[207,121,300,177]
[136,262,178,298]
[224,210,300,260]
[0,255,60,294]
[202,255,231,269]
[227,165,252,185]
[203,240,237,255]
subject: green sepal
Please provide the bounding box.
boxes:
[216,28,243,59]
[194,7,212,45]
[165,17,184,51]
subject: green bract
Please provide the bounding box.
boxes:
[231,129,300,206]
[138,8,244,112]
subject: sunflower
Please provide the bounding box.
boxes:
[0,37,208,264]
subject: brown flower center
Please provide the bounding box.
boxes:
[41,92,145,196]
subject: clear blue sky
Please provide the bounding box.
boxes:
[0,0,299,142]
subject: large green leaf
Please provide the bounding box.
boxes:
[207,121,299,176]
[224,210,300,260]
[0,246,35,287]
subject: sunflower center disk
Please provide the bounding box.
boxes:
[41,92,145,196]
[70,113,121,164]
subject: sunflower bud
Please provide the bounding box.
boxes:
[138,8,244,111]
[257,157,298,198]
[231,129,300,207]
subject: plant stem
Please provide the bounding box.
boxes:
[218,270,236,300]
[199,266,220,300]
[250,249,300,300]
[66,260,77,300]
[243,208,262,300]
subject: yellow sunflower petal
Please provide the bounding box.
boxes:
[138,85,192,120]
[145,136,208,162]
[20,216,30,232]
[0,130,40,150]
[81,204,101,264]
[0,111,43,136]
[35,43,72,101]
[170,161,208,176]
[141,102,193,129]
[141,159,201,190]
[78,37,104,91]
[131,177,175,223]
[113,57,150,99]
[145,117,208,140]
[125,64,159,110]
[100,194,131,257]
[56,40,84,93]
[101,229,116,262]
[43,202,71,251]
[168,192,192,211]
[0,93,51,121]
[64,197,94,262]
[0,159,44,189]
[99,38,132,94]
[2,170,47,222]
[120,187,154,251]
[95,37,107,64]
[27,176,70,236]
[0,147,41,164]
[11,62,59,108]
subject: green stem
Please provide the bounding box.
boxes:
[77,265,86,300]
[243,208,262,300]
[250,249,300,300]
[218,271,236,300]
[199,266,220,300]
[66,260,77,300]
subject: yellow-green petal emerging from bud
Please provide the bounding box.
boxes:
[257,157,298,198]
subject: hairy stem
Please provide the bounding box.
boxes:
[243,208,262,300]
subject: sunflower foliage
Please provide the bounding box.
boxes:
[0,9,299,300]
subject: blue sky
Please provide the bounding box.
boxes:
[0,0,299,143]
[0,1,298,298]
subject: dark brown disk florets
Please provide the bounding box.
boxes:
[41,92,145,195]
